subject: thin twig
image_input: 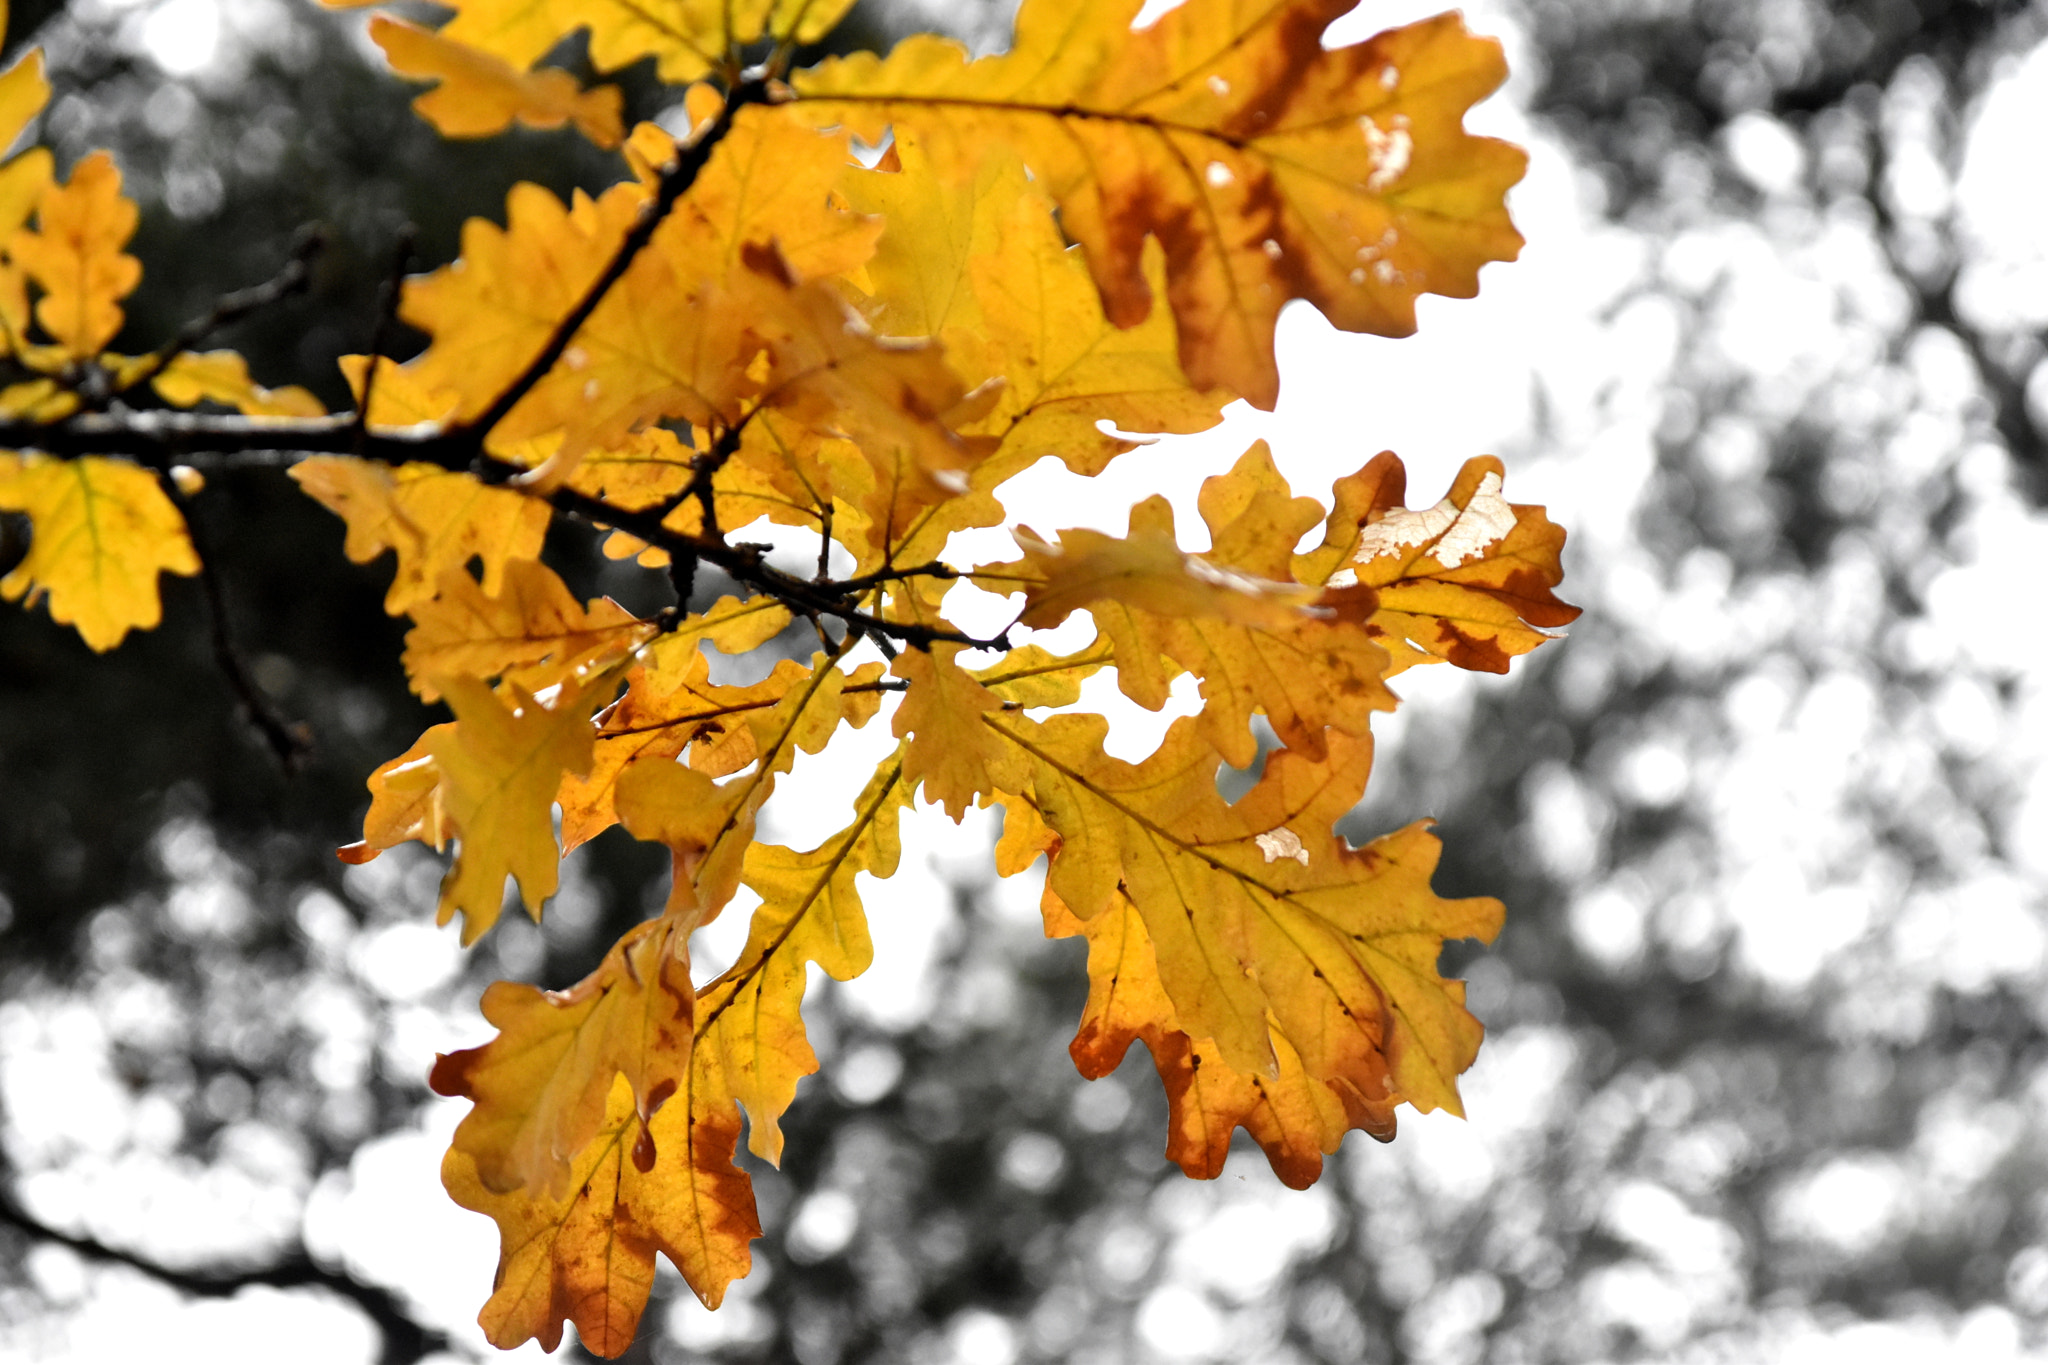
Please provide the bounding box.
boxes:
[354,225,417,457]
[104,229,326,410]
[457,78,775,446]
[159,473,314,772]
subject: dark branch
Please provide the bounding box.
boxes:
[457,78,775,444]
[159,473,313,771]
[0,1186,450,1365]
[105,230,325,409]
[355,225,418,457]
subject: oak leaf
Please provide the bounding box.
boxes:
[1322,453,1580,676]
[149,350,325,417]
[0,452,198,650]
[444,1064,758,1355]
[1043,885,1394,1188]
[0,45,53,342]
[997,712,1500,1116]
[431,910,695,1197]
[289,456,550,613]
[401,558,652,702]
[8,150,140,357]
[371,14,625,148]
[794,1,1525,407]
[430,0,857,84]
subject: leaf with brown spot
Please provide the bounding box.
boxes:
[794,1,1525,407]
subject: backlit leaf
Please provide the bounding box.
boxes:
[0,452,197,650]
[371,15,625,148]
[794,1,1525,407]
[9,150,140,357]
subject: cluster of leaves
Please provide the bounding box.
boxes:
[0,0,1575,1354]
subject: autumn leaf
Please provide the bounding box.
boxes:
[0,452,198,650]
[289,456,550,614]
[401,558,652,702]
[892,643,1029,819]
[427,673,611,944]
[339,725,455,865]
[444,1064,758,1355]
[1321,452,1581,676]
[1042,885,1394,1188]
[614,651,884,919]
[697,757,906,1162]
[8,150,141,357]
[980,443,1396,768]
[430,0,858,85]
[432,910,695,1197]
[148,350,326,417]
[0,45,54,342]
[371,14,625,148]
[794,1,1525,407]
[998,712,1500,1117]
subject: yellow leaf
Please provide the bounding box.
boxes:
[997,712,1500,1117]
[1324,452,1581,676]
[980,444,1396,767]
[401,559,652,702]
[699,757,906,1162]
[428,673,609,944]
[0,45,48,153]
[444,1063,759,1355]
[289,456,549,614]
[891,642,1028,819]
[795,3,1525,407]
[434,0,857,83]
[613,652,880,919]
[0,453,198,651]
[371,15,625,148]
[149,349,325,417]
[337,725,455,865]
[9,150,141,357]
[432,910,695,1196]
[843,135,1228,481]
[1043,887,1394,1188]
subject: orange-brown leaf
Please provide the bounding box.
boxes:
[401,559,652,702]
[794,2,1525,407]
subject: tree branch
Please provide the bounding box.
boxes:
[0,1186,451,1365]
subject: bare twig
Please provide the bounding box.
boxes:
[354,225,417,457]
[457,78,775,446]
[105,229,326,409]
[159,472,314,772]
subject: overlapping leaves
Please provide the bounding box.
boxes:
[0,0,1568,1356]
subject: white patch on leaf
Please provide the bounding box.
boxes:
[1353,471,1513,568]
[1254,828,1310,866]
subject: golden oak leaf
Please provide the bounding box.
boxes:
[892,643,1028,819]
[794,2,1524,407]
[337,725,455,865]
[401,559,652,702]
[1043,887,1394,1188]
[698,757,905,1162]
[613,652,881,919]
[289,456,549,613]
[1323,453,1580,676]
[0,47,53,343]
[842,135,1227,482]
[980,444,1396,767]
[445,1064,758,1355]
[8,150,140,357]
[0,453,198,650]
[562,613,871,853]
[433,0,856,84]
[997,711,1499,1116]
[432,910,694,1196]
[370,15,625,148]
[400,177,645,429]
[149,350,325,417]
[428,673,609,944]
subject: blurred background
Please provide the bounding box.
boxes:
[3,0,2047,1360]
